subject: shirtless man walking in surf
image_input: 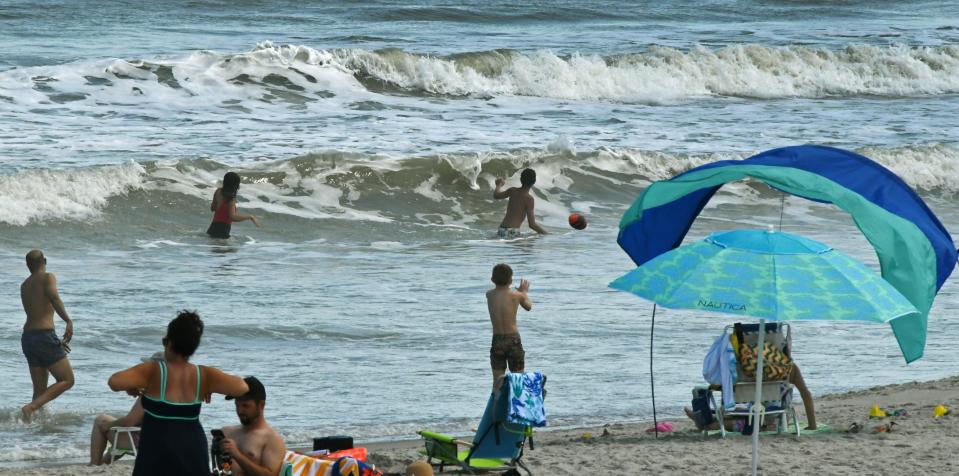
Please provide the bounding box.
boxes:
[20,249,75,422]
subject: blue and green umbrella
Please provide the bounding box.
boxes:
[610,228,920,476]
[611,145,954,475]
[612,228,919,474]
[611,229,919,324]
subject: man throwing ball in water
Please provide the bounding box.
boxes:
[493,168,548,238]
[486,263,533,390]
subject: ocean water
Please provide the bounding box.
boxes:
[1,0,958,465]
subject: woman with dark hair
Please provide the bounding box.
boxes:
[108,311,248,476]
[207,171,261,238]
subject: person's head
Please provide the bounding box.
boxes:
[163,310,204,359]
[25,249,46,273]
[520,168,536,188]
[221,172,241,202]
[491,263,513,287]
[226,376,266,426]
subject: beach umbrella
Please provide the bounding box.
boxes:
[609,228,920,476]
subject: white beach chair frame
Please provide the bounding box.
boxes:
[709,323,800,439]
[107,426,140,463]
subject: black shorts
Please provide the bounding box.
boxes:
[22,329,67,368]
[206,221,231,239]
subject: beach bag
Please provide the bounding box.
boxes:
[739,342,792,381]
[690,386,715,427]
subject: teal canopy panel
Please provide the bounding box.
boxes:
[617,145,957,362]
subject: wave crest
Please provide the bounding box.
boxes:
[0,162,144,226]
[1,144,954,227]
[3,43,959,109]
[335,43,959,102]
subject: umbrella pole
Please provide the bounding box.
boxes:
[779,191,786,230]
[751,319,766,476]
[650,303,658,439]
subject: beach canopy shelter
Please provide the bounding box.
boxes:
[610,228,920,476]
[616,145,957,363]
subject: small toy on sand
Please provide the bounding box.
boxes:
[869,404,887,419]
[841,422,862,433]
[934,404,950,418]
[873,422,895,433]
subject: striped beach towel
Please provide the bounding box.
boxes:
[283,451,382,476]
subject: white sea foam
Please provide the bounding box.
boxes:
[0,42,368,120]
[861,144,959,192]
[0,162,144,225]
[1,144,954,227]
[334,43,959,102]
[2,43,958,115]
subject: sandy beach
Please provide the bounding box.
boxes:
[3,1,959,474]
[5,375,957,476]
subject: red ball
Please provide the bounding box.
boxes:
[568,213,588,230]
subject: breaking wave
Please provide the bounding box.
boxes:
[1,144,956,226]
[336,43,959,101]
[2,42,959,110]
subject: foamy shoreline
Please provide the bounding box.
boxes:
[5,375,958,475]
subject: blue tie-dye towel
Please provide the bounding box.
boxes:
[506,372,547,427]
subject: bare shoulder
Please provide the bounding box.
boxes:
[267,425,285,447]
[221,424,242,438]
[250,424,283,445]
[199,364,219,381]
[135,361,156,377]
[202,364,227,379]
[119,361,155,380]
[43,272,58,293]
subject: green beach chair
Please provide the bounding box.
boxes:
[418,373,546,475]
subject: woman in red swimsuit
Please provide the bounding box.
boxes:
[206,172,261,239]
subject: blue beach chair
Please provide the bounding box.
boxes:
[418,372,547,475]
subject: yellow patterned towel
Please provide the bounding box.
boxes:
[739,342,792,381]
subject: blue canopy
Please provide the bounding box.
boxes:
[617,145,957,362]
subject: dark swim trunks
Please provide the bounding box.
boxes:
[21,329,67,368]
[490,333,525,372]
[206,221,231,239]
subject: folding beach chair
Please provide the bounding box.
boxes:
[106,426,140,463]
[419,372,547,475]
[710,323,800,438]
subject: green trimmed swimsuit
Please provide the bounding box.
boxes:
[133,361,209,476]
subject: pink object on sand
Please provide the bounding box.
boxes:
[645,422,675,433]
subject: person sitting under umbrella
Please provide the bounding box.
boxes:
[686,332,817,431]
